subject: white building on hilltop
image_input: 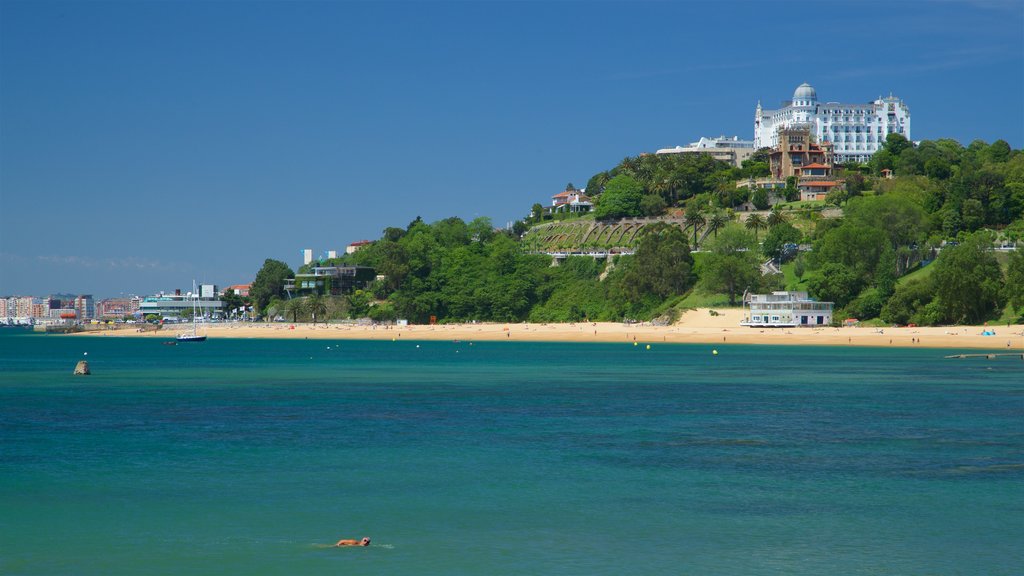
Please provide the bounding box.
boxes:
[754,83,910,164]
[656,135,756,167]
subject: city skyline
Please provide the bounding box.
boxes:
[2,0,1022,297]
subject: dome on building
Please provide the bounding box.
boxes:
[792,82,817,102]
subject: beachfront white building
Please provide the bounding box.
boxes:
[656,135,756,167]
[139,286,224,319]
[742,291,833,327]
[754,83,910,164]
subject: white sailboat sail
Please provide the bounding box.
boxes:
[176,281,207,342]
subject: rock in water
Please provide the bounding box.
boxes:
[74,360,90,375]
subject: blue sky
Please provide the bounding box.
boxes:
[2,0,1022,298]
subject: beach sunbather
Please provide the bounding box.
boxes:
[335,537,371,547]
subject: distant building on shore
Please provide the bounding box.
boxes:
[741,291,833,327]
[656,135,756,167]
[139,286,223,319]
[346,240,372,254]
[755,83,910,164]
[224,284,251,297]
[74,295,95,320]
[97,296,141,318]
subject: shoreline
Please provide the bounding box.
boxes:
[67,308,1024,351]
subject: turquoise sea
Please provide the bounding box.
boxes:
[1,330,1022,575]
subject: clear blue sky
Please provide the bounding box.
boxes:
[2,0,1022,298]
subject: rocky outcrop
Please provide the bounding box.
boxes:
[73,360,90,375]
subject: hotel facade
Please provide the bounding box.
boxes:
[755,83,910,164]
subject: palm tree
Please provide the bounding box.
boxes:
[707,212,731,239]
[767,207,788,229]
[685,211,706,247]
[651,179,670,203]
[307,294,328,326]
[745,214,766,242]
[286,298,307,323]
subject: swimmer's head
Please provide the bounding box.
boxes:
[361,537,371,545]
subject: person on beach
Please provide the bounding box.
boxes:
[336,537,371,547]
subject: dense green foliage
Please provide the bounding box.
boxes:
[586,153,738,214]
[594,174,644,219]
[621,222,695,302]
[253,136,1023,326]
[330,214,702,323]
[802,135,1024,324]
[250,259,294,312]
[697,226,772,306]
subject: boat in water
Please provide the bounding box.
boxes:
[176,282,207,342]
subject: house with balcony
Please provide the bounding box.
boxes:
[284,265,376,296]
[741,291,833,327]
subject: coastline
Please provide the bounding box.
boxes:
[68,308,1024,351]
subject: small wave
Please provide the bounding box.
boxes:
[947,463,1024,475]
[651,438,769,447]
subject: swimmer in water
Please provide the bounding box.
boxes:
[335,537,371,547]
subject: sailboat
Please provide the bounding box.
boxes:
[176,282,207,342]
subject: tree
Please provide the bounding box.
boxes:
[622,222,694,300]
[1005,250,1024,311]
[844,194,928,248]
[707,212,731,239]
[808,263,863,309]
[744,214,766,242]
[813,222,887,281]
[286,298,307,323]
[882,133,912,157]
[347,290,372,318]
[594,174,643,219]
[932,232,1004,324]
[684,210,706,247]
[875,244,898,298]
[881,278,934,325]
[697,226,762,305]
[766,207,788,229]
[250,259,294,312]
[985,140,1012,164]
[307,294,328,325]
[375,241,411,292]
[751,188,770,210]
[826,187,849,206]
[761,222,802,260]
[383,227,406,242]
[845,172,867,197]
[221,288,246,317]
[585,171,611,198]
[640,194,667,217]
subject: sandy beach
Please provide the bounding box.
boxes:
[73,308,1024,351]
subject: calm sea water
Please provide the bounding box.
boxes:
[1,330,1022,575]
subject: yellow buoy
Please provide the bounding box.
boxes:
[712,349,718,355]
[633,341,638,346]
[646,344,651,350]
